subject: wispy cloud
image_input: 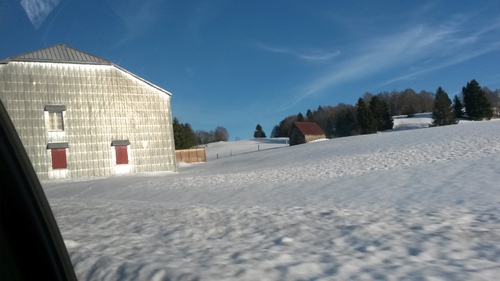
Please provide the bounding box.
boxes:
[257,44,341,62]
[21,0,61,29]
[106,0,167,34]
[381,19,500,86]
[282,15,500,110]
[105,0,167,44]
[382,40,500,86]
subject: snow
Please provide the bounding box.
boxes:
[393,113,433,130]
[43,120,500,280]
[202,138,289,161]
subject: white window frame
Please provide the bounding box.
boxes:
[44,105,66,132]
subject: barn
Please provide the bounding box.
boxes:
[0,44,177,180]
[289,122,326,146]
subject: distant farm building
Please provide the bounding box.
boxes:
[289,122,326,146]
[0,44,177,180]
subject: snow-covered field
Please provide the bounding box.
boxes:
[44,120,500,280]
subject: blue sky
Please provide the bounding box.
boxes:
[1,0,500,140]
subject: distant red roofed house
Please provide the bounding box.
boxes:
[289,122,326,146]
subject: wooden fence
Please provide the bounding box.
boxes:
[175,148,207,163]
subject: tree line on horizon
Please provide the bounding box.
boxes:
[172,79,498,149]
[172,118,229,150]
[271,79,499,139]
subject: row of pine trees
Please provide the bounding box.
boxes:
[271,79,497,139]
[432,79,493,126]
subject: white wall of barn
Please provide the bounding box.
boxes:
[0,61,177,180]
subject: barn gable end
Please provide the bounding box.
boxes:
[0,44,177,180]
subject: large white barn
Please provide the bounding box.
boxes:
[0,44,177,180]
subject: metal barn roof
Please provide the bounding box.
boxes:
[293,122,325,136]
[0,44,112,65]
[0,44,172,96]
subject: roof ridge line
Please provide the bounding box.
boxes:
[1,44,112,65]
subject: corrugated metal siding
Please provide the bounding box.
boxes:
[0,61,177,180]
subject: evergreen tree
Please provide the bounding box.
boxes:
[432,87,455,126]
[297,112,305,122]
[356,98,377,134]
[453,95,463,119]
[462,79,493,120]
[369,96,393,131]
[335,110,358,137]
[270,125,280,138]
[182,123,196,147]
[173,118,182,149]
[306,109,314,121]
[172,117,196,149]
[253,124,266,138]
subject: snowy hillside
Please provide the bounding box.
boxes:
[202,138,289,161]
[44,121,500,280]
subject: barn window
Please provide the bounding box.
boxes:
[112,140,130,165]
[47,142,69,169]
[44,105,66,132]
